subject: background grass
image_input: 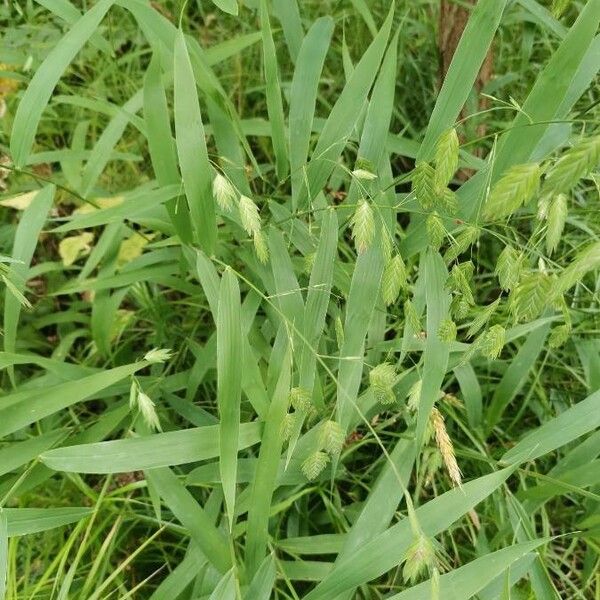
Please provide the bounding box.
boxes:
[0,0,599,598]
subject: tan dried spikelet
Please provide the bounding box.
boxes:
[430,407,461,487]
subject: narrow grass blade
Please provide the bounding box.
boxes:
[0,430,65,478]
[10,0,115,166]
[272,0,303,62]
[5,508,91,536]
[299,3,394,208]
[174,30,217,253]
[149,546,205,600]
[144,55,193,242]
[80,90,144,197]
[501,387,600,465]
[416,250,451,448]
[388,540,549,600]
[260,0,288,181]
[487,321,550,432]
[211,0,237,15]
[494,1,600,174]
[304,467,515,599]
[418,0,508,160]
[245,554,276,600]
[3,186,54,369]
[337,243,384,431]
[245,344,291,577]
[41,422,261,473]
[289,17,334,205]
[208,570,236,600]
[0,361,146,437]
[0,511,6,600]
[145,467,231,573]
[217,268,243,530]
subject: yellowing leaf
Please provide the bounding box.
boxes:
[58,232,94,267]
[0,190,39,210]
[117,232,152,266]
[73,195,124,215]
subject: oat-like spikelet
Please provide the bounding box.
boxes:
[430,407,462,487]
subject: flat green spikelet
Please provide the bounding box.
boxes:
[350,199,375,254]
[483,163,541,221]
[434,127,459,192]
[382,254,407,306]
[301,451,329,481]
[496,245,524,291]
[545,193,568,255]
[413,161,437,210]
[319,420,345,455]
[544,135,600,195]
[510,271,553,322]
[239,195,262,235]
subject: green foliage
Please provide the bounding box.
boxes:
[1,1,600,597]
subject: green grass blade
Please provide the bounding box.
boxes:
[299,3,394,208]
[245,344,291,577]
[143,55,193,242]
[260,0,288,181]
[211,0,238,15]
[0,361,146,437]
[337,243,384,431]
[494,1,600,174]
[486,321,551,432]
[416,250,451,448]
[289,17,334,206]
[0,511,6,600]
[174,29,217,253]
[502,387,600,465]
[388,540,549,600]
[10,0,115,167]
[41,423,262,473]
[3,186,54,371]
[305,467,515,599]
[271,0,303,62]
[209,568,236,599]
[417,0,508,160]
[145,467,231,573]
[5,508,92,537]
[244,554,276,600]
[217,268,243,530]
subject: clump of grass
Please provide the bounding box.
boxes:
[0,0,599,598]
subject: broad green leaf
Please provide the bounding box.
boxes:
[416,250,451,447]
[209,568,236,599]
[143,55,193,242]
[245,554,276,600]
[3,186,54,371]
